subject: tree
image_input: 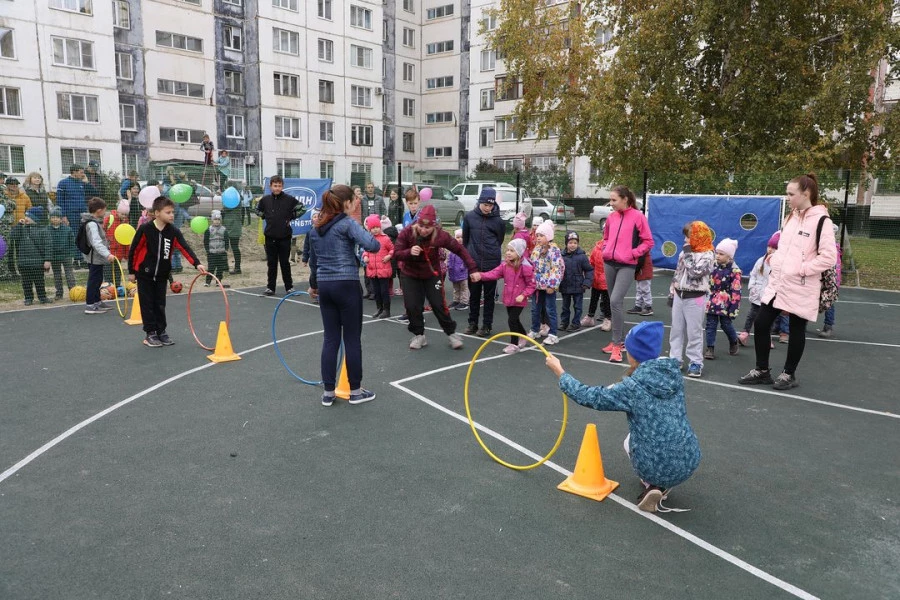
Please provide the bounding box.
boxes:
[469,161,574,196]
[487,0,900,191]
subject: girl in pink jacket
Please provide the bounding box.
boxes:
[364,215,394,318]
[477,238,536,354]
[739,173,837,391]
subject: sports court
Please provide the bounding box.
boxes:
[1,278,898,599]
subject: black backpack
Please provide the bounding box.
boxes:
[75,220,93,255]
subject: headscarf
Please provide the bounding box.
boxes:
[688,221,714,253]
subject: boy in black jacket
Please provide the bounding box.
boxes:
[559,231,594,332]
[256,175,303,295]
[128,196,206,347]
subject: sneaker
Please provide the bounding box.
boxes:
[321,394,335,407]
[704,347,715,360]
[393,287,403,295]
[264,288,275,296]
[378,309,390,319]
[40,298,53,304]
[559,322,570,331]
[285,287,294,294]
[448,333,464,349]
[738,331,750,346]
[543,334,560,345]
[55,292,64,300]
[738,368,773,385]
[157,331,175,346]
[84,303,105,314]
[464,323,478,335]
[454,303,468,311]
[640,306,654,316]
[476,327,492,338]
[779,333,789,344]
[539,324,550,337]
[97,301,113,311]
[517,339,528,350]
[397,314,409,323]
[348,389,376,405]
[686,363,702,378]
[818,326,834,339]
[503,344,519,354]
[580,316,596,327]
[24,299,34,306]
[729,341,739,356]
[567,323,581,332]
[221,283,231,289]
[772,371,798,390]
[626,305,643,314]
[637,486,664,512]
[602,341,617,354]
[143,333,163,348]
[448,301,459,310]
[204,282,210,287]
[600,318,612,331]
[527,330,540,339]
[409,334,428,350]
[609,345,623,363]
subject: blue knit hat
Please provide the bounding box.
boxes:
[25,206,45,221]
[477,188,496,204]
[625,321,664,363]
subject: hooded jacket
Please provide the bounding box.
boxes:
[308,212,380,283]
[588,240,608,290]
[706,261,742,318]
[560,246,594,294]
[559,358,701,489]
[128,220,200,280]
[530,242,564,291]
[364,232,394,278]
[462,203,505,271]
[10,222,49,267]
[602,206,654,266]
[479,259,536,308]
[256,192,301,239]
[81,213,112,265]
[394,224,477,280]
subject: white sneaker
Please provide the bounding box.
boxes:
[503,343,518,354]
[448,333,463,349]
[409,334,428,350]
[539,324,550,337]
[580,316,595,327]
[600,318,612,331]
[527,330,541,339]
[543,334,559,345]
[517,339,528,350]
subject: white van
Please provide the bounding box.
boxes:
[450,181,529,211]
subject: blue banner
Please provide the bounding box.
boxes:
[263,177,332,235]
[647,195,783,274]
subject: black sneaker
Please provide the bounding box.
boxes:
[321,394,335,407]
[157,331,175,346]
[84,303,104,314]
[738,368,773,385]
[772,371,798,390]
[568,323,581,332]
[626,305,643,314]
[729,341,739,355]
[348,389,376,405]
[454,303,469,311]
[640,306,654,316]
[476,327,492,337]
[263,288,275,296]
[39,298,53,304]
[464,323,478,335]
[396,314,409,323]
[143,333,163,348]
[559,322,570,331]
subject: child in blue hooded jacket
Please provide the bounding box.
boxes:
[545,321,701,512]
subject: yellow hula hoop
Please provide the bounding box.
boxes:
[464,331,568,471]
[110,257,132,319]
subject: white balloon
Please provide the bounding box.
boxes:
[138,185,161,208]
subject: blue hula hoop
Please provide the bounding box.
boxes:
[271,290,342,386]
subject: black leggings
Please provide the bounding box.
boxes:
[318,280,364,391]
[588,288,610,319]
[753,299,808,375]
[507,305,526,343]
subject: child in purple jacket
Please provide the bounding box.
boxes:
[447,228,470,310]
[476,239,536,353]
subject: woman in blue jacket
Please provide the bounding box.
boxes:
[309,185,381,407]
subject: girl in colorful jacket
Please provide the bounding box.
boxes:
[477,238,536,354]
[583,238,611,330]
[363,214,394,319]
[704,238,742,360]
[527,220,564,345]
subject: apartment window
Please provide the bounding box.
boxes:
[273,28,299,55]
[0,28,14,59]
[155,31,203,53]
[320,120,334,142]
[350,85,372,108]
[115,52,133,80]
[157,79,205,98]
[122,153,138,175]
[58,93,99,122]
[402,132,415,152]
[275,116,301,139]
[223,0,242,4]
[402,98,415,117]
[425,76,454,90]
[318,38,333,62]
[426,4,454,19]
[495,158,524,171]
[223,26,242,51]
[350,6,373,30]
[479,127,495,148]
[351,124,373,146]
[496,76,523,101]
[403,0,415,12]
[480,88,495,110]
[226,114,245,138]
[402,28,415,48]
[351,162,372,176]
[318,79,334,103]
[177,0,201,4]
[277,159,302,178]
[52,37,94,69]
[119,103,136,130]
[0,144,25,174]
[50,0,92,15]
[402,62,414,82]
[482,14,498,30]
[112,1,130,29]
[0,87,22,117]
[426,41,454,55]
[426,147,453,158]
[274,72,299,97]
[273,0,298,10]
[224,70,243,94]
[350,45,373,69]
[425,112,453,124]
[320,161,334,179]
[480,49,496,71]
[495,118,519,140]
[530,155,561,170]
[60,148,100,173]
[159,128,206,143]
[318,0,332,19]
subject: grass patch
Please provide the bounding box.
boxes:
[845,237,900,290]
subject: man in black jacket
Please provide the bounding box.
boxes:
[256,175,302,295]
[462,188,505,337]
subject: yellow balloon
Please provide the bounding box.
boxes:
[114,223,136,246]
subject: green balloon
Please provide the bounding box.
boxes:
[190,216,209,235]
[170,183,193,204]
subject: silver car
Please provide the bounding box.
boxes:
[590,199,644,230]
[531,197,575,223]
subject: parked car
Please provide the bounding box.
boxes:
[531,197,576,223]
[384,181,467,226]
[494,188,532,226]
[450,181,530,211]
[185,184,223,218]
[589,199,644,230]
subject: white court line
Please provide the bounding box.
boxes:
[390,377,820,600]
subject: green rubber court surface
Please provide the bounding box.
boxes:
[1,279,898,599]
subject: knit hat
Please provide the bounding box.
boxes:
[417,204,437,226]
[565,230,579,243]
[477,188,497,205]
[512,212,527,229]
[380,215,392,229]
[625,321,664,364]
[508,238,527,257]
[365,214,382,229]
[25,206,44,221]
[454,228,463,238]
[715,237,738,258]
[49,207,63,218]
[536,219,555,240]
[117,200,130,214]
[5,177,19,185]
[211,209,222,220]
[531,216,544,227]
[767,231,780,249]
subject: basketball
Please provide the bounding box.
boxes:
[170,281,183,293]
[69,285,86,302]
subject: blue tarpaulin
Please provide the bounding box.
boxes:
[263,178,332,235]
[647,195,783,274]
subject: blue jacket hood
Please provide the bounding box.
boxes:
[316,212,346,236]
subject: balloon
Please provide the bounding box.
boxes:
[0,235,6,259]
[0,204,5,219]
[419,187,433,202]
[190,216,209,234]
[138,185,161,208]
[222,187,240,209]
[114,223,136,246]
[170,183,193,204]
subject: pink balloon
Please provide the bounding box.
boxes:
[138,185,161,208]
[419,187,433,202]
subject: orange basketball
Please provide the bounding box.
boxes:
[170,281,183,293]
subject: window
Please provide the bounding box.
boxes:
[402,132,415,152]
[115,52,133,80]
[50,0,93,15]
[482,14,498,30]
[112,1,130,29]
[350,45,373,69]
[274,72,299,97]
[426,4,454,19]
[479,126,494,148]
[224,26,242,51]
[402,62,414,82]
[320,161,334,179]
[317,0,332,19]
[273,0,298,10]
[122,153,138,175]
[351,124,373,146]
[496,76,523,101]
[480,49,495,71]
[426,146,453,158]
[0,28,14,59]
[273,28,299,55]
[495,118,510,140]
[224,70,243,94]
[0,87,22,117]
[480,88,495,110]
[350,85,372,108]
[530,155,561,170]
[403,0,414,13]
[223,0,242,4]
[177,0,201,4]
[351,162,372,176]
[60,148,100,173]
[275,116,300,139]
[226,114,244,138]
[157,79,205,98]
[425,111,453,124]
[159,128,206,143]
[350,6,372,30]
[402,98,415,117]
[402,28,415,48]
[155,31,203,53]
[425,76,454,90]
[426,40,454,55]
[495,158,524,171]
[0,144,25,174]
[119,103,136,130]
[318,79,334,103]
[318,38,333,62]
[52,37,94,69]
[277,159,302,178]
[57,93,99,122]
[320,120,334,142]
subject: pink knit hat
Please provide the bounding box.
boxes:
[365,214,381,229]
[512,212,527,230]
[536,220,555,240]
[715,237,738,258]
[767,231,780,249]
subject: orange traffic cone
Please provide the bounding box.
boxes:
[124,292,143,325]
[207,321,241,363]
[335,357,351,400]
[558,423,619,502]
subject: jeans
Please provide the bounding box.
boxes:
[706,314,738,347]
[86,263,104,305]
[560,292,584,327]
[531,290,558,335]
[318,280,364,391]
[753,299,808,375]
[823,304,835,327]
[604,263,637,344]
[468,279,497,328]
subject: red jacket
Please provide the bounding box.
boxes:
[588,241,608,290]
[394,225,477,280]
[103,211,129,260]
[635,252,654,281]
[364,233,394,278]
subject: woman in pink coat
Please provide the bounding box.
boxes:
[739,173,836,391]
